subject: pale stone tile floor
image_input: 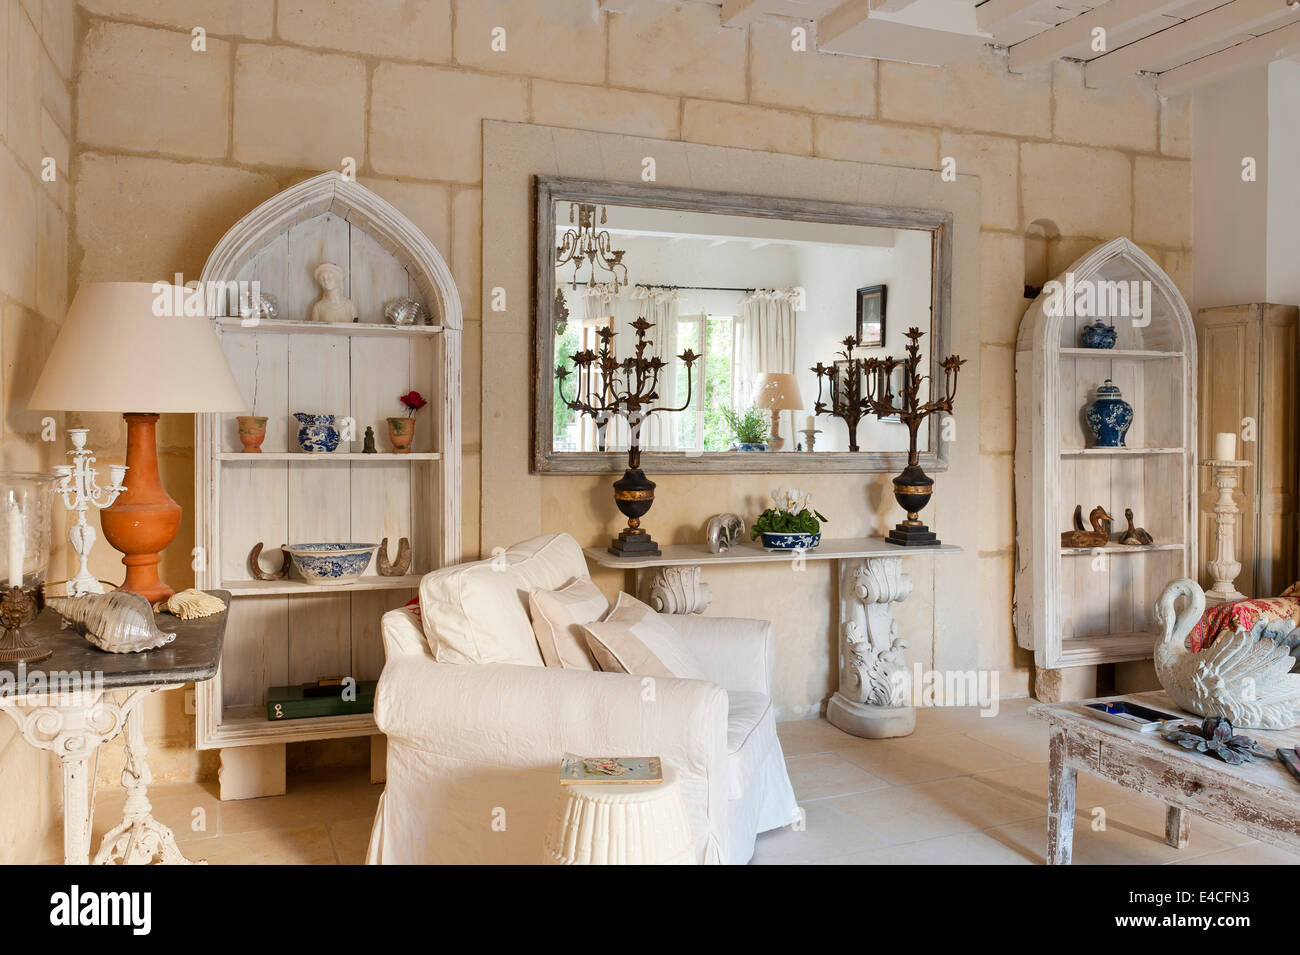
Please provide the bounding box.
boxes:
[48,698,1300,865]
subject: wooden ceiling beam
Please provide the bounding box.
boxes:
[976,0,1048,32]
[720,0,767,26]
[1007,0,1191,71]
[1157,18,1300,94]
[1086,0,1300,86]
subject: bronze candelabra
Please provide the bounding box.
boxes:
[556,317,699,556]
[811,337,874,453]
[861,327,965,546]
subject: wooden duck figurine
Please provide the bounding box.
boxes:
[1118,508,1153,546]
[1061,505,1113,548]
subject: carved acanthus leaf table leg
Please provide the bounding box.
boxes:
[646,565,712,615]
[826,556,917,739]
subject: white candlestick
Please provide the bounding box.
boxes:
[6,498,24,588]
[1214,431,1236,462]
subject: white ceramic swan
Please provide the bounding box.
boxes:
[1154,578,1300,729]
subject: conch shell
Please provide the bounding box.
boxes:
[47,591,176,654]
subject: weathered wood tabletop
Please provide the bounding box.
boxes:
[1030,691,1300,864]
[0,591,230,691]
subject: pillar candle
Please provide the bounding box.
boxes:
[6,498,23,589]
[804,414,815,431]
[1213,432,1236,462]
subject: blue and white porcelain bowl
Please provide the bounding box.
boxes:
[284,542,377,585]
[293,413,341,453]
[760,531,821,552]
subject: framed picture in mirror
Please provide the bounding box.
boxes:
[856,284,887,348]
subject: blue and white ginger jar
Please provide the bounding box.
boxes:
[1085,379,1133,448]
[1079,320,1117,349]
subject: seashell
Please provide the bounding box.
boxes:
[384,297,427,326]
[154,588,225,620]
[47,591,176,654]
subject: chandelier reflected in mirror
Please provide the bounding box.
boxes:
[556,202,628,290]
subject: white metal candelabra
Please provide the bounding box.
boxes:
[52,428,127,596]
[1202,458,1252,605]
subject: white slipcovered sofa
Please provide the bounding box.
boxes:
[365,532,798,864]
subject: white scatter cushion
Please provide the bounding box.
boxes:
[582,592,707,680]
[529,579,609,670]
[419,533,590,666]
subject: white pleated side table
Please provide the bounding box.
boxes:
[544,774,696,865]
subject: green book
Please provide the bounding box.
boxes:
[266,681,377,721]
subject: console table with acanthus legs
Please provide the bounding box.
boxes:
[585,538,961,739]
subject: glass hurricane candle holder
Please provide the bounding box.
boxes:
[0,473,57,663]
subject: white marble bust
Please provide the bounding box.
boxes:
[310,262,358,324]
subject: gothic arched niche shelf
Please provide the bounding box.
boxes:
[1014,237,1197,677]
[192,172,462,792]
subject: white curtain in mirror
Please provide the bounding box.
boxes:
[733,289,798,412]
[578,285,679,451]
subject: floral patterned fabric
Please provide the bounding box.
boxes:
[1187,596,1300,652]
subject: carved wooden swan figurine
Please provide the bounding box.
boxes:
[1154,578,1300,729]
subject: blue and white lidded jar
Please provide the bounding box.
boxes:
[1084,379,1133,448]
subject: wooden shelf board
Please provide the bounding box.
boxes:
[1060,543,1185,555]
[221,574,422,596]
[216,317,442,338]
[217,451,440,461]
[1058,348,1184,360]
[1060,447,1185,456]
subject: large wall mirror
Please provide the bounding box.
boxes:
[532,177,952,474]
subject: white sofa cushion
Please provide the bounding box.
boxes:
[419,533,590,666]
[529,579,608,669]
[583,592,707,680]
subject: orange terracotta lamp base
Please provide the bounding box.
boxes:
[100,412,181,603]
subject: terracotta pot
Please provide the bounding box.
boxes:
[387,416,415,453]
[237,415,268,453]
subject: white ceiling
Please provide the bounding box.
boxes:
[622,0,1300,94]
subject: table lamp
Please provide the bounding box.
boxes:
[750,372,804,452]
[27,282,246,601]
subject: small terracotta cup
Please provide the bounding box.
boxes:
[387,416,415,453]
[237,415,269,453]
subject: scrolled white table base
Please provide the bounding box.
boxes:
[0,684,200,865]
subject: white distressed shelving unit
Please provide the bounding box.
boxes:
[1015,238,1197,674]
[194,172,461,798]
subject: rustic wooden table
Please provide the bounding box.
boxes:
[1030,691,1300,864]
[0,592,229,864]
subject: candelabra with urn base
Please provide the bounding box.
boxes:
[813,328,964,546]
[556,317,699,557]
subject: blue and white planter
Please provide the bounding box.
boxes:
[759,531,821,552]
[293,413,341,453]
[732,442,768,452]
[284,542,377,585]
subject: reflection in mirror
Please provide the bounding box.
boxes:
[549,200,935,457]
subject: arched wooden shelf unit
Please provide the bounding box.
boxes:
[1014,238,1197,673]
[193,172,462,787]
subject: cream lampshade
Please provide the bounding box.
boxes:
[28,282,246,600]
[750,372,805,452]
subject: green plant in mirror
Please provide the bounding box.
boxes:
[722,405,769,446]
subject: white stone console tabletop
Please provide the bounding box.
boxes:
[585,537,962,739]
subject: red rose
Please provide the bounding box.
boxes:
[400,390,427,417]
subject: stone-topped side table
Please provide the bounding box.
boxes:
[0,591,229,865]
[584,539,961,739]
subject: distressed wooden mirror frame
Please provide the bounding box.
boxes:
[532,175,953,474]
